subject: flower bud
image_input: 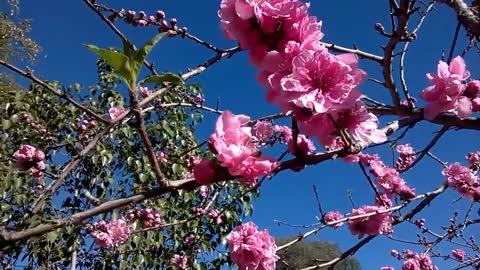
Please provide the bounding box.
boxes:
[156,10,165,19]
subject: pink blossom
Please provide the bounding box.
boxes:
[252,121,274,142]
[420,56,471,120]
[466,151,480,167]
[227,222,278,270]
[348,205,393,238]
[107,218,131,246]
[219,0,322,69]
[208,209,223,224]
[396,144,414,155]
[395,144,416,172]
[90,218,131,248]
[156,151,168,163]
[402,259,420,270]
[185,234,196,246]
[396,250,437,269]
[274,125,293,143]
[381,267,395,270]
[472,97,480,112]
[193,159,217,185]
[139,86,152,98]
[209,111,277,185]
[451,249,466,261]
[465,80,480,97]
[128,208,162,229]
[237,156,278,186]
[391,249,400,258]
[267,49,366,117]
[324,211,344,228]
[300,101,386,147]
[199,186,209,198]
[170,254,188,269]
[108,107,126,120]
[14,145,46,179]
[287,134,316,156]
[91,231,114,248]
[375,167,416,200]
[442,162,480,201]
[375,194,393,208]
[14,145,44,170]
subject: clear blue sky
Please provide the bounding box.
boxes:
[14,1,480,269]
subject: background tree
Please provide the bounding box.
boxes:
[276,237,361,270]
[0,0,479,269]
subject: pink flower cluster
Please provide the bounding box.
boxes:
[194,111,278,186]
[395,144,416,172]
[219,0,386,148]
[272,125,315,155]
[139,86,152,98]
[170,254,188,269]
[420,56,475,120]
[207,209,223,224]
[252,121,275,143]
[348,205,393,238]
[127,208,162,229]
[466,151,480,170]
[451,249,466,261]
[391,250,438,270]
[227,222,278,270]
[358,153,416,201]
[76,118,97,141]
[108,107,127,120]
[300,102,386,148]
[442,162,480,201]
[87,218,131,248]
[324,211,344,229]
[14,144,46,180]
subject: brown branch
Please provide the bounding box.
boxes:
[399,1,435,106]
[294,181,448,270]
[369,106,480,131]
[83,0,159,75]
[180,46,242,80]
[0,178,197,244]
[382,0,414,111]
[399,125,449,172]
[320,42,384,63]
[444,0,480,37]
[29,109,133,214]
[129,84,167,187]
[0,60,107,124]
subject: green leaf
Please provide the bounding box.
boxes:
[84,44,133,85]
[124,32,166,83]
[46,231,58,242]
[134,33,166,70]
[138,72,184,86]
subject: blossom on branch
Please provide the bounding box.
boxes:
[227,221,278,270]
[420,56,471,120]
[14,144,46,180]
[324,211,344,229]
[348,205,393,238]
[202,111,277,186]
[442,162,480,201]
[88,218,132,248]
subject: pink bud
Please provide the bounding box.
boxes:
[156,10,165,19]
[193,159,217,185]
[466,80,480,96]
[167,30,176,37]
[34,150,45,161]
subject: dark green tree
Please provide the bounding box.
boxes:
[276,237,361,270]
